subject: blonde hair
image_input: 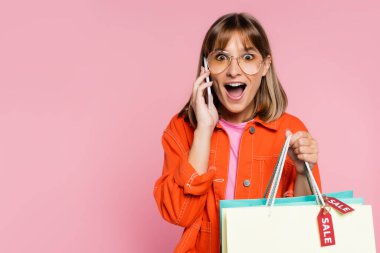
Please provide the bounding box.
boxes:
[178,12,287,128]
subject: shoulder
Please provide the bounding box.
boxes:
[162,113,194,148]
[165,113,193,134]
[275,112,309,132]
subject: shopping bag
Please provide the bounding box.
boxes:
[220,192,364,252]
[220,134,376,253]
[225,204,375,252]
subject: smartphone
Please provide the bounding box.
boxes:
[203,56,213,109]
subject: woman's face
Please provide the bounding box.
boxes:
[210,32,271,123]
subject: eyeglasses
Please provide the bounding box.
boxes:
[206,50,265,75]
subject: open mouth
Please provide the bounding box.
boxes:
[224,82,247,99]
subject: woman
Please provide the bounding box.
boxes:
[154,12,322,253]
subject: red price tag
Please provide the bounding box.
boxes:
[317,207,336,247]
[324,196,355,214]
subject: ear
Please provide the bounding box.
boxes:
[262,55,272,76]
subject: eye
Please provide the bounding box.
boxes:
[215,53,229,61]
[243,54,254,61]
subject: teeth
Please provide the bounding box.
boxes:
[226,83,245,87]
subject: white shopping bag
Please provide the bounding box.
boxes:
[222,134,376,253]
[224,204,376,252]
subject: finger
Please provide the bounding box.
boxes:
[294,145,318,155]
[286,129,302,145]
[196,81,213,102]
[296,153,318,164]
[192,74,210,102]
[193,71,210,90]
[191,70,210,100]
[289,131,310,146]
[292,137,313,149]
[294,138,318,154]
[196,82,212,104]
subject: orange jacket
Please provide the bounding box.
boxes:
[153,112,322,253]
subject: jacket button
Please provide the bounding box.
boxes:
[249,126,255,134]
[243,179,251,187]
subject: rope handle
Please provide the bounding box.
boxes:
[265,134,325,207]
[265,134,292,207]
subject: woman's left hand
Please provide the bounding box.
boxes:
[286,130,318,174]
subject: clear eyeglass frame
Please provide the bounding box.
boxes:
[206,50,266,75]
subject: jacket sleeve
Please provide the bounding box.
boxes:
[153,123,215,228]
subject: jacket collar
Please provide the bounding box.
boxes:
[215,116,278,131]
[253,117,278,131]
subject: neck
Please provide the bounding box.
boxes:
[219,106,255,124]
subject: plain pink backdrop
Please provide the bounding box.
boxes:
[0,0,379,252]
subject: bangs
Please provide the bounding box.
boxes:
[205,14,268,57]
[212,28,255,52]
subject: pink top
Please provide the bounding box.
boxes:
[218,118,252,200]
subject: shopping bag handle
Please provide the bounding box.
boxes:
[263,161,314,199]
[265,134,325,207]
[262,136,294,199]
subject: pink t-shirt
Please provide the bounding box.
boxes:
[218,118,252,200]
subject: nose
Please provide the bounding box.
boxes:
[226,57,242,77]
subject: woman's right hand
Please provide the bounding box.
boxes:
[188,66,219,175]
[190,66,219,133]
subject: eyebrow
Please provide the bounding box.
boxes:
[244,46,257,51]
[214,47,259,53]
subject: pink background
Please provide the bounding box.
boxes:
[0,0,379,252]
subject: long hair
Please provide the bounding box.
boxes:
[178,12,287,128]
